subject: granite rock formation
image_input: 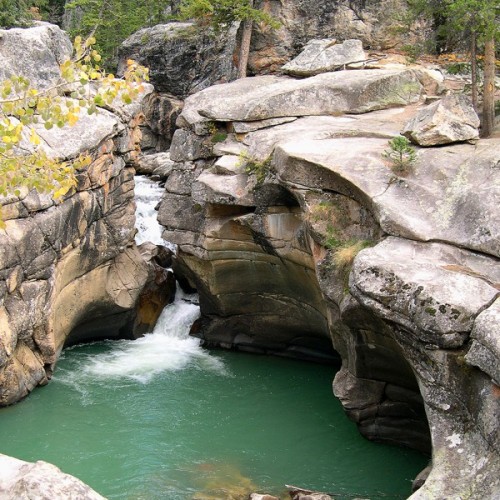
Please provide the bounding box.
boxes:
[117,1,422,153]
[402,93,480,146]
[0,454,105,500]
[0,25,169,407]
[158,64,499,499]
[282,39,367,77]
[0,22,72,90]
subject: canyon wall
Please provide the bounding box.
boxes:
[0,24,170,406]
[157,64,499,498]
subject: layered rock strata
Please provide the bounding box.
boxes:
[158,66,499,499]
[0,25,167,406]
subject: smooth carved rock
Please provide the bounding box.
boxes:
[274,135,500,258]
[0,454,105,500]
[350,237,500,348]
[402,93,480,146]
[465,299,500,385]
[180,69,422,125]
[0,24,158,407]
[157,60,499,497]
[282,39,366,76]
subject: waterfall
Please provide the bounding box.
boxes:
[56,289,224,387]
[134,174,175,251]
[52,175,224,390]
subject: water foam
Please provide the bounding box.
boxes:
[56,291,225,389]
[134,175,175,250]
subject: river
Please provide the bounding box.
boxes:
[0,176,428,499]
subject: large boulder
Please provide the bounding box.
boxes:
[176,69,422,131]
[282,39,366,76]
[117,22,238,98]
[402,93,480,146]
[0,22,72,90]
[0,454,105,500]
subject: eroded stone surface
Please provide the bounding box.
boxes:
[0,454,105,500]
[0,25,161,407]
[159,63,499,498]
[350,238,500,348]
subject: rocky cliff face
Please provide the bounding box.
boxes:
[249,0,415,73]
[157,63,499,498]
[0,24,169,407]
[117,0,419,149]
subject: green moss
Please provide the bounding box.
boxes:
[238,151,272,185]
[425,307,437,316]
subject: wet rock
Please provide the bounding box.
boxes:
[249,494,280,500]
[402,93,479,146]
[282,39,366,76]
[287,485,333,500]
[411,464,432,492]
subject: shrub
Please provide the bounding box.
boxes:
[238,151,271,185]
[383,135,417,173]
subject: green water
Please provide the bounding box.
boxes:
[0,299,427,500]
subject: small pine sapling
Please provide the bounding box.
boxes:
[383,135,417,172]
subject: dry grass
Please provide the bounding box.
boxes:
[332,240,372,269]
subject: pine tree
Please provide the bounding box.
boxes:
[0,0,47,27]
[177,0,279,77]
[408,0,499,137]
[64,0,173,68]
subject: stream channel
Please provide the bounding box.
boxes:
[0,176,428,500]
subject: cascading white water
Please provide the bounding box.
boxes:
[58,289,224,386]
[134,175,175,251]
[54,175,224,385]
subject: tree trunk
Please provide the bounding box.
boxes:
[237,18,253,78]
[470,32,477,111]
[481,37,496,137]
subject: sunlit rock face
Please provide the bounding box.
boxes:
[0,25,166,407]
[157,64,499,498]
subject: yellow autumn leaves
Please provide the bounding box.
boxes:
[0,35,148,228]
